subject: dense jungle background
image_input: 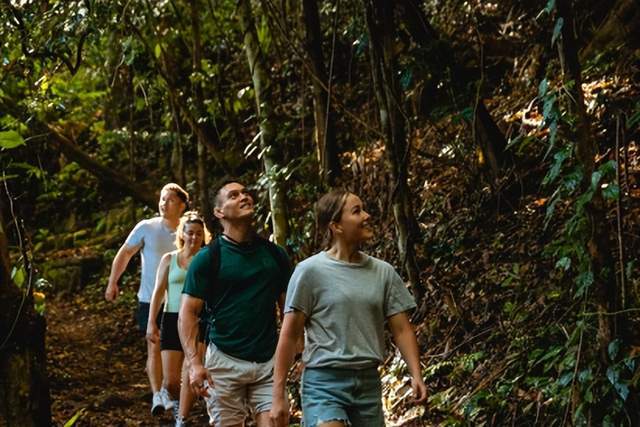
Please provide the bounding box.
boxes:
[1,0,640,425]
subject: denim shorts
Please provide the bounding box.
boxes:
[301,366,384,427]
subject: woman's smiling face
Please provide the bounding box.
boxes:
[182,222,204,250]
[331,193,373,244]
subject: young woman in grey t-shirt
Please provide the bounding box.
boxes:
[271,189,427,427]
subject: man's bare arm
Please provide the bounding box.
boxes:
[178,294,212,396]
[105,243,141,301]
[178,294,204,364]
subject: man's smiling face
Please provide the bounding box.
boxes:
[214,182,255,222]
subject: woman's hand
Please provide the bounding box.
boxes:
[270,311,305,426]
[388,312,428,405]
[411,376,428,404]
[145,323,160,345]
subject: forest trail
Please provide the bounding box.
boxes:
[47,281,209,426]
[3,1,639,425]
[45,279,424,426]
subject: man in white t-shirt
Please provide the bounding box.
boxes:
[105,183,188,415]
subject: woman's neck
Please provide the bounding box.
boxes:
[181,245,199,258]
[326,240,362,263]
[178,246,198,266]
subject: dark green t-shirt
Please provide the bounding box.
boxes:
[182,236,289,362]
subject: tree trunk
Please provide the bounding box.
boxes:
[169,91,187,186]
[474,98,511,180]
[393,1,511,181]
[556,0,617,420]
[363,0,424,301]
[125,12,232,174]
[128,68,139,224]
[190,0,215,232]
[238,0,289,245]
[0,198,51,426]
[197,139,215,232]
[0,95,158,210]
[0,204,10,288]
[302,0,340,186]
[395,0,439,45]
[582,0,640,60]
[47,125,158,209]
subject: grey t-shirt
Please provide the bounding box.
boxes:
[285,251,416,369]
[125,217,176,303]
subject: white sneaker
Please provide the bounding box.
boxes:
[175,415,186,427]
[171,401,180,419]
[159,387,174,411]
[151,391,164,416]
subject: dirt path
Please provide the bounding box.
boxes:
[45,279,424,426]
[47,281,209,426]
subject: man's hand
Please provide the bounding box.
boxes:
[189,363,213,397]
[105,243,139,302]
[412,376,428,404]
[105,282,119,301]
[270,393,290,427]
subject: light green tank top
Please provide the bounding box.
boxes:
[165,252,187,313]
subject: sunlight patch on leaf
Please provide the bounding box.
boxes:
[555,257,571,271]
[11,266,26,288]
[0,130,25,149]
[602,183,619,200]
[63,408,86,427]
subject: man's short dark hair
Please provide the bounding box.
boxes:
[211,179,243,208]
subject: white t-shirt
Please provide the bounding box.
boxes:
[125,217,176,303]
[285,251,416,369]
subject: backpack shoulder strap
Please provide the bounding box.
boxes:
[208,235,222,282]
[259,237,291,276]
[203,236,223,314]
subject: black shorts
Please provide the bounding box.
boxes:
[160,312,182,352]
[136,302,163,333]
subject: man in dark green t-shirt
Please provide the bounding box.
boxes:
[178,181,290,427]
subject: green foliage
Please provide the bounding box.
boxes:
[63,408,86,427]
[2,0,638,424]
[11,265,26,288]
[544,0,556,14]
[10,162,47,181]
[538,78,562,160]
[518,5,639,423]
[0,130,25,149]
[551,18,563,47]
[256,14,272,52]
[628,106,640,130]
[474,5,639,423]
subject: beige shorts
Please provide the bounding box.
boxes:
[204,343,274,426]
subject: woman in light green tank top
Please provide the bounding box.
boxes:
[147,211,209,425]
